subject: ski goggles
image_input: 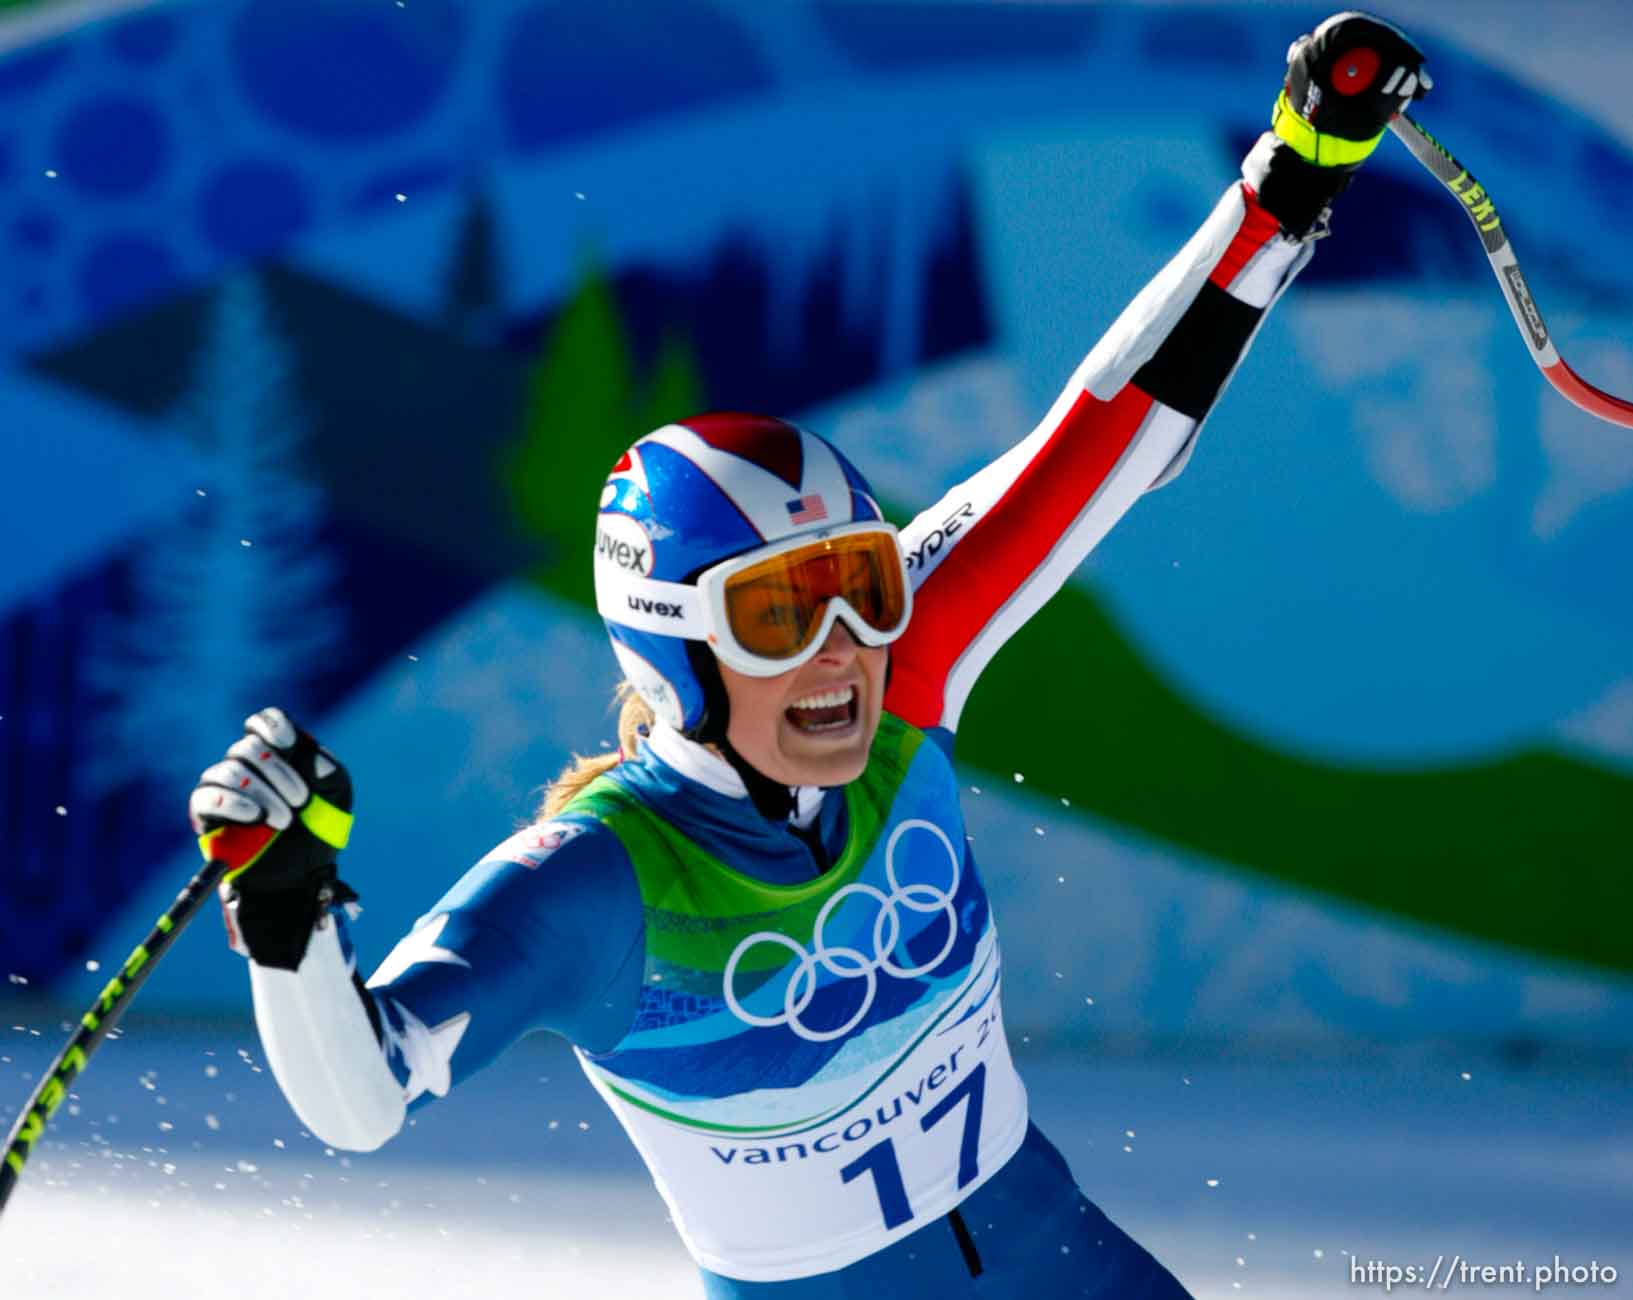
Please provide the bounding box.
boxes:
[597,521,913,677]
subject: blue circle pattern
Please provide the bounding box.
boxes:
[0,1,1624,350]
[1139,13,1253,66]
[13,209,58,252]
[55,95,169,198]
[498,1,772,152]
[232,0,465,143]
[1138,183,1200,242]
[813,0,1101,70]
[78,232,179,318]
[1583,139,1633,224]
[107,11,178,66]
[0,42,72,102]
[198,159,311,256]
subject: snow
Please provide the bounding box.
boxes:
[2,1020,1627,1298]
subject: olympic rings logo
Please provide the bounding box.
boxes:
[721,819,962,1043]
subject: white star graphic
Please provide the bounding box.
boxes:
[384,1000,471,1103]
[366,913,472,989]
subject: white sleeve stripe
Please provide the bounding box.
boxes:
[1081,185,1247,402]
[1145,423,1200,492]
[902,413,1063,591]
[250,921,406,1152]
[937,401,1194,730]
[1195,236,1317,447]
[902,185,1300,595]
[1226,233,1306,308]
[1144,234,1311,495]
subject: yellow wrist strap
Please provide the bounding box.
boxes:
[1271,89,1386,167]
[300,794,354,849]
[199,797,353,884]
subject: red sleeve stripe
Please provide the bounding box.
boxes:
[1206,189,1284,294]
[885,384,1156,729]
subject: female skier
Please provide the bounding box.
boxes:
[189,14,1428,1296]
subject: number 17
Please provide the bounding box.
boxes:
[839,1062,987,1230]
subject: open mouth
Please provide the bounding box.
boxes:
[785,683,859,735]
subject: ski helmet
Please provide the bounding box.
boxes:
[593,413,889,736]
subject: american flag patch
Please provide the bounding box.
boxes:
[786,494,828,525]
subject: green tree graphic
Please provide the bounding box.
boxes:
[505,259,700,609]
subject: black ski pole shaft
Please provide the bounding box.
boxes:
[0,856,230,1216]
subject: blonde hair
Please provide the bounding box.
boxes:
[537,682,656,820]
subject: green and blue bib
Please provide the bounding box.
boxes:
[568,715,1029,1282]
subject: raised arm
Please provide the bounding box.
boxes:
[886,14,1431,736]
[190,709,643,1150]
[885,180,1302,734]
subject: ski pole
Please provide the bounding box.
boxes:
[1388,111,1633,428]
[0,855,230,1217]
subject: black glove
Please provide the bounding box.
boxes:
[189,707,356,971]
[1247,11,1432,238]
[1278,11,1431,164]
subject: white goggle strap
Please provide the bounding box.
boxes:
[595,569,714,640]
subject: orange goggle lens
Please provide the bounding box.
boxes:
[722,532,907,660]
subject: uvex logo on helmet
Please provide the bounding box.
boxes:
[595,514,654,575]
[628,595,683,619]
[594,413,884,735]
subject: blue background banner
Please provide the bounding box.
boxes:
[2,0,1630,1048]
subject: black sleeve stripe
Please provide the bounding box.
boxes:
[1132,280,1264,420]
